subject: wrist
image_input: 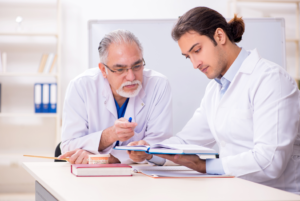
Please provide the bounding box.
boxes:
[106,126,118,142]
[146,154,153,160]
[195,159,206,173]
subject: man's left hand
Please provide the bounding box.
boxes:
[156,154,206,173]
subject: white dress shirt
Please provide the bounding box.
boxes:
[61,68,173,164]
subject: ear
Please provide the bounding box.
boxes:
[99,63,107,78]
[214,28,227,45]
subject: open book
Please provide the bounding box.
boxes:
[114,143,218,155]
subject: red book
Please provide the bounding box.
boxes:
[71,164,132,177]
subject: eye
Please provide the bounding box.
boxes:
[116,69,124,73]
[133,65,142,70]
[195,48,201,53]
[185,56,190,59]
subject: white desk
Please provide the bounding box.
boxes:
[22,162,300,201]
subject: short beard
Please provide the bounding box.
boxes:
[116,80,142,98]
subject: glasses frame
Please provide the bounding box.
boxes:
[103,58,146,74]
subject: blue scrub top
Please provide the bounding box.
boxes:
[114,98,129,118]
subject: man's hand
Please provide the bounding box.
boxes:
[108,154,121,164]
[156,154,206,173]
[58,149,93,164]
[112,118,137,142]
[99,118,138,151]
[127,140,153,162]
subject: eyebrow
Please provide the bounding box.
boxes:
[112,59,143,68]
[182,43,200,56]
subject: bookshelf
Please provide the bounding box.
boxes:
[227,0,300,82]
[0,0,61,195]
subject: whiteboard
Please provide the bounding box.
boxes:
[88,18,286,135]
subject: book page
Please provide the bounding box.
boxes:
[114,145,149,152]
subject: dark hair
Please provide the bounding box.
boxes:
[171,7,245,45]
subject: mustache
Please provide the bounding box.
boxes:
[120,80,141,88]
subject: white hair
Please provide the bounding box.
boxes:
[98,29,143,64]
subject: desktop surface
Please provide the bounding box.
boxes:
[22,162,300,201]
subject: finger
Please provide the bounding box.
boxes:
[75,152,85,164]
[127,141,139,146]
[82,155,89,164]
[154,154,175,161]
[58,150,76,159]
[116,121,137,128]
[69,150,82,164]
[137,140,149,146]
[115,128,135,134]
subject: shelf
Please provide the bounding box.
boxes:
[0,73,58,77]
[0,32,58,37]
[0,113,58,118]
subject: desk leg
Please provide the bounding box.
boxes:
[35,181,58,201]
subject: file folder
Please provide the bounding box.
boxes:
[34,83,42,113]
[42,84,50,113]
[49,83,57,113]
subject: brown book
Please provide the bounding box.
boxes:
[49,54,57,73]
[37,54,48,73]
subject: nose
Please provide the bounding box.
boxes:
[190,56,202,69]
[125,68,135,81]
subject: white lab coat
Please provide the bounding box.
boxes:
[162,49,300,193]
[61,68,173,164]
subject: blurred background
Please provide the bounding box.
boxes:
[0,0,299,200]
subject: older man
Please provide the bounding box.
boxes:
[59,30,172,164]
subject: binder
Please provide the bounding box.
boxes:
[34,83,42,113]
[49,83,57,113]
[42,84,50,113]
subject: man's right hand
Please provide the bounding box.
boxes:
[58,148,93,164]
[127,140,153,162]
[111,118,137,142]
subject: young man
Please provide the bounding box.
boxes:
[59,30,173,164]
[128,7,300,193]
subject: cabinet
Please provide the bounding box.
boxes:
[0,0,61,195]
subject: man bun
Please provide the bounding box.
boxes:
[228,14,245,43]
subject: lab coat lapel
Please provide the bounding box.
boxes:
[102,79,118,119]
[124,87,146,122]
[217,49,261,108]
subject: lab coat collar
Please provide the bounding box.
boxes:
[238,49,261,75]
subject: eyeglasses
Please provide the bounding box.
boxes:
[103,59,146,75]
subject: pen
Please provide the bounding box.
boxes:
[115,117,132,147]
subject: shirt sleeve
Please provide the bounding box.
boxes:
[146,155,166,166]
[206,159,225,175]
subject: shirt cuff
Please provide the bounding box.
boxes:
[146,155,166,166]
[206,159,225,175]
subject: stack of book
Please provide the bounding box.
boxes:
[37,53,57,73]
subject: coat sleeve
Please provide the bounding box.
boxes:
[60,78,103,155]
[222,67,300,182]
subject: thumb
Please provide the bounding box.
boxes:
[138,140,149,146]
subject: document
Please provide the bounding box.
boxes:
[131,166,233,178]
